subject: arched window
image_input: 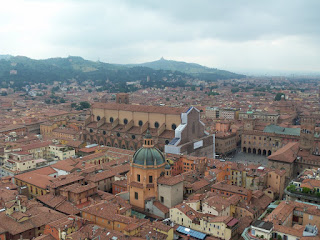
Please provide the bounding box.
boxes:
[97,116,101,121]
[154,122,159,128]
[103,130,106,135]
[117,132,120,137]
[138,120,143,126]
[124,118,128,125]
[172,123,177,130]
[132,135,136,139]
[110,117,114,123]
[165,140,170,144]
[90,129,93,133]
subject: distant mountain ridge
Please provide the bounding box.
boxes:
[126,57,245,80]
[0,54,12,60]
[0,55,193,92]
[0,55,245,92]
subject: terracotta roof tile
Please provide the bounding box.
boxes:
[92,102,188,115]
[268,142,299,163]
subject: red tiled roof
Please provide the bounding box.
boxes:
[268,142,299,163]
[153,201,169,213]
[157,175,183,186]
[92,102,188,115]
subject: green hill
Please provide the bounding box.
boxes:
[0,56,191,92]
[126,57,245,81]
[0,55,245,92]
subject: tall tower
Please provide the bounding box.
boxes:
[116,93,129,104]
[243,105,256,131]
[299,116,315,151]
[127,130,166,210]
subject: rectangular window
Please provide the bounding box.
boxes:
[149,176,153,183]
[135,192,138,200]
[160,196,164,203]
[137,174,140,182]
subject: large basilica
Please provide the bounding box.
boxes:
[82,93,214,158]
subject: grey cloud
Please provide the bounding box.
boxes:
[0,0,319,72]
[120,0,320,41]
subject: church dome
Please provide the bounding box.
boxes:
[132,130,165,167]
[133,147,165,166]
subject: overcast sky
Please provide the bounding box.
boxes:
[1,0,319,74]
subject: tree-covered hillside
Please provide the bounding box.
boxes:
[0,55,245,92]
[126,57,245,81]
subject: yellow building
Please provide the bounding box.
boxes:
[49,144,75,160]
[3,158,47,175]
[14,167,57,198]
[81,201,133,233]
[170,202,238,239]
[21,141,52,159]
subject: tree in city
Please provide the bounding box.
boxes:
[80,101,90,109]
[302,187,311,194]
[274,93,285,101]
[286,184,296,192]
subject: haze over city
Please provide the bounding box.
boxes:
[1,0,320,74]
[1,1,320,240]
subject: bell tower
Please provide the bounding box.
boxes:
[299,116,315,151]
[165,164,171,178]
[116,93,129,104]
[244,105,256,131]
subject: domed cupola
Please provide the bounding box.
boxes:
[132,130,165,167]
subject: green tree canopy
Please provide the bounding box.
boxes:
[275,93,285,101]
[80,101,90,109]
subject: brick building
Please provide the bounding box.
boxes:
[82,94,214,158]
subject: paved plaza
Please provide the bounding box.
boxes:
[223,150,269,166]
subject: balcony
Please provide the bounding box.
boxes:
[4,161,16,171]
[285,186,320,203]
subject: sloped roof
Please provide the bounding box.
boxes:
[263,124,300,136]
[92,102,188,115]
[268,142,299,163]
